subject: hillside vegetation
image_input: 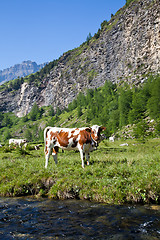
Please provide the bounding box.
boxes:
[0,74,160,143]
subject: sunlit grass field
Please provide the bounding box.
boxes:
[0,138,160,204]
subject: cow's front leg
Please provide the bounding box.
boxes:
[86,152,90,165]
[79,149,85,168]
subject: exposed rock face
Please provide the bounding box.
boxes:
[0,0,159,117]
[0,61,47,85]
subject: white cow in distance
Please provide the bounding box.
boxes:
[9,139,27,148]
[109,136,115,142]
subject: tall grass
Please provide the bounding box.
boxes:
[0,139,160,204]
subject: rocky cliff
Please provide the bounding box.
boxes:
[0,61,47,85]
[0,0,159,117]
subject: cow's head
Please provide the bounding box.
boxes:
[91,125,106,145]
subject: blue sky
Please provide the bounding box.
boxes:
[0,0,126,70]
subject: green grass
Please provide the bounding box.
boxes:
[0,139,160,204]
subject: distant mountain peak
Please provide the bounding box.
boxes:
[0,61,47,85]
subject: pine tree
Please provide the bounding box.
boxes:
[77,106,83,117]
[86,33,92,44]
[48,106,55,116]
[30,103,40,121]
[147,76,160,119]
[1,114,13,127]
[128,88,147,123]
[118,87,132,128]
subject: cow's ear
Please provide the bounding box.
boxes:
[100,126,106,131]
[85,127,92,133]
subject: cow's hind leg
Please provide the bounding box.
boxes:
[86,152,90,165]
[45,146,52,168]
[52,147,58,165]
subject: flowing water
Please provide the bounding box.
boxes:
[0,197,160,239]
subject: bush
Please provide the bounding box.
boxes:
[24,129,32,142]
[3,146,12,153]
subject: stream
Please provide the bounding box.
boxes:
[0,197,160,239]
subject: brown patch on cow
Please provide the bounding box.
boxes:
[71,137,78,148]
[79,130,91,145]
[46,140,48,146]
[57,131,69,148]
[85,127,92,133]
[50,131,57,140]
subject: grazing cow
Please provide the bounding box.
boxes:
[109,136,115,142]
[44,125,106,168]
[9,139,27,148]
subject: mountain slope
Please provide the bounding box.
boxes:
[0,0,159,117]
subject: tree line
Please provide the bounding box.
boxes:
[0,74,160,142]
[67,74,160,136]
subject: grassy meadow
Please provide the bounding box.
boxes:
[0,138,160,204]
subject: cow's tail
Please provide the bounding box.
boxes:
[44,126,52,149]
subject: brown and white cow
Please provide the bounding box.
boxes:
[44,125,106,168]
